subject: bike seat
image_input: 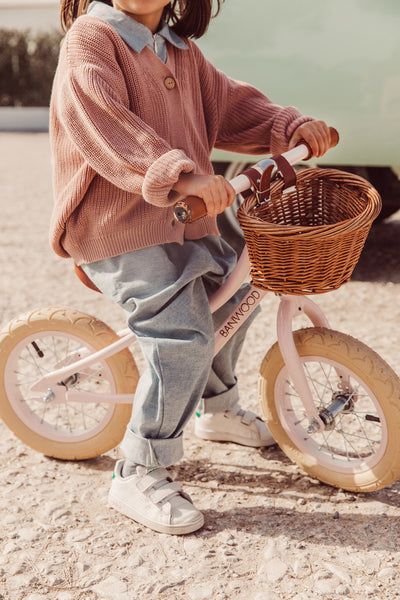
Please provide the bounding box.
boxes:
[74,264,101,293]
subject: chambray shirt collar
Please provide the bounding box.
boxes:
[87,1,187,63]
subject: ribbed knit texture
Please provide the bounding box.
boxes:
[49,15,313,265]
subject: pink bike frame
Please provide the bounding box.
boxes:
[31,143,336,431]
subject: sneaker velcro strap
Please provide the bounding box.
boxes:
[149,482,183,505]
[136,469,170,493]
[179,489,193,503]
[239,410,257,425]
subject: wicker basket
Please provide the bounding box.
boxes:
[237,168,382,295]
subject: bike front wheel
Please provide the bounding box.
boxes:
[0,307,139,460]
[259,327,400,492]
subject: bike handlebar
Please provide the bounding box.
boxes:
[174,126,339,224]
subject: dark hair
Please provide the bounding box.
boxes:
[60,0,224,38]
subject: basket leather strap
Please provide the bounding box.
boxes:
[239,167,262,198]
[258,163,274,202]
[271,154,297,190]
[241,154,296,202]
[240,164,275,202]
[240,155,296,204]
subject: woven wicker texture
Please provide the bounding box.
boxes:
[237,168,382,295]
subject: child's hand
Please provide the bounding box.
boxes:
[173,173,236,216]
[288,120,331,158]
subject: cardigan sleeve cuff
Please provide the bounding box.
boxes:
[270,107,314,155]
[142,149,195,207]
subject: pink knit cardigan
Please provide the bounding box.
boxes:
[49,15,312,265]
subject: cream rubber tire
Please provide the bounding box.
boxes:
[259,327,400,492]
[0,307,139,460]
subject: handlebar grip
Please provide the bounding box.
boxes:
[174,195,207,224]
[329,127,340,148]
[299,126,339,160]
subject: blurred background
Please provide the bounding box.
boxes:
[0,0,59,30]
[0,0,399,216]
[0,0,60,130]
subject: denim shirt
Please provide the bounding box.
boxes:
[87,1,188,63]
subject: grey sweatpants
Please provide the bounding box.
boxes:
[83,236,257,467]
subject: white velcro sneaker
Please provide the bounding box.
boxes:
[194,407,275,447]
[108,460,204,535]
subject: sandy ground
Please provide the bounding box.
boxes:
[1,133,400,600]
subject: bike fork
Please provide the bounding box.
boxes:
[276,295,346,433]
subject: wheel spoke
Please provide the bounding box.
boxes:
[259,328,400,490]
[279,356,385,469]
[7,332,115,440]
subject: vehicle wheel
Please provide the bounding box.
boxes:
[366,167,400,221]
[0,307,139,460]
[259,327,400,492]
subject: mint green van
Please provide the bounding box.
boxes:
[199,0,400,220]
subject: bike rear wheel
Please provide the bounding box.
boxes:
[0,307,139,460]
[259,327,400,492]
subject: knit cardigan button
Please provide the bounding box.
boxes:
[164,76,176,90]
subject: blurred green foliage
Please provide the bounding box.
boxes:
[0,28,63,106]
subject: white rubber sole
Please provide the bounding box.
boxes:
[108,494,204,535]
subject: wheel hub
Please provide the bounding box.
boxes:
[319,391,354,430]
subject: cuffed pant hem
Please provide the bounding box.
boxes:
[199,384,239,414]
[120,427,184,468]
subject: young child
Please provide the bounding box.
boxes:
[50,0,332,535]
